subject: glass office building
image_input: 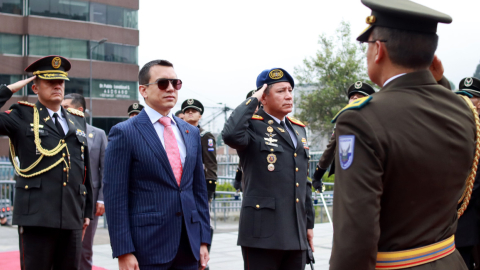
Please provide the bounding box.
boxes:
[0,0,139,156]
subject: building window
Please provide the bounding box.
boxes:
[29,1,138,29]
[29,35,88,59]
[0,74,23,96]
[91,41,137,64]
[30,0,89,21]
[0,0,22,15]
[0,33,22,55]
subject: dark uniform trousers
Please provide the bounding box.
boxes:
[222,97,314,270]
[0,86,94,270]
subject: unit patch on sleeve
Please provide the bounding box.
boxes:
[338,135,355,170]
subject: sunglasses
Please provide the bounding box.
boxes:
[144,79,182,90]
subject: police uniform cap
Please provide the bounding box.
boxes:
[347,81,375,99]
[181,99,204,115]
[357,0,452,42]
[25,55,71,81]
[256,68,294,90]
[246,90,256,99]
[458,77,480,97]
[128,103,144,116]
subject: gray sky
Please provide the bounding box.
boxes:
[138,0,480,132]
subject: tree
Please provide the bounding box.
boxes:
[294,21,372,136]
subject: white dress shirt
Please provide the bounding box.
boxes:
[383,73,406,87]
[264,111,297,148]
[47,107,68,135]
[144,103,186,167]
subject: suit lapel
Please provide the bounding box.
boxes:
[36,101,60,136]
[86,124,95,153]
[258,109,294,148]
[134,110,176,184]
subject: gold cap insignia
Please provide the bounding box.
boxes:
[366,15,376,24]
[355,81,363,89]
[465,77,474,87]
[52,57,61,69]
[132,103,139,109]
[187,99,194,105]
[269,69,284,80]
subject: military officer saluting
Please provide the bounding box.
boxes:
[222,68,315,270]
[312,81,375,191]
[330,1,478,270]
[0,56,93,270]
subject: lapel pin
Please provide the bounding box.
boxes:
[186,130,189,134]
[44,116,50,122]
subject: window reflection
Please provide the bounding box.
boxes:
[0,33,22,55]
[0,0,22,15]
[29,35,88,59]
[0,74,23,96]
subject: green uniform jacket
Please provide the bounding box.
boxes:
[222,97,314,250]
[330,70,474,270]
[0,85,93,230]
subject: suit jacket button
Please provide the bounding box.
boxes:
[63,168,67,172]
[294,153,297,157]
[296,198,299,203]
[256,205,260,208]
[296,168,299,172]
[296,183,299,187]
[63,182,66,186]
[209,181,212,184]
[25,185,28,189]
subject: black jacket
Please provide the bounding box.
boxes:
[0,86,93,230]
[222,97,314,250]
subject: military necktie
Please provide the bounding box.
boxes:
[53,113,65,137]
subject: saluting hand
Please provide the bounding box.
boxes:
[429,55,444,82]
[7,76,36,94]
[252,84,268,103]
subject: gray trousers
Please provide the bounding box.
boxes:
[79,187,100,270]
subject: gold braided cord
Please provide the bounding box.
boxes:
[9,105,69,178]
[33,70,68,76]
[457,95,480,218]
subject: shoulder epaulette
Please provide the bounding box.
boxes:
[332,96,372,123]
[455,91,473,98]
[200,130,210,137]
[287,116,305,127]
[252,115,263,120]
[67,108,84,117]
[17,101,35,107]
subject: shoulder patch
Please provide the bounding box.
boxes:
[287,116,305,127]
[67,108,84,118]
[17,101,35,107]
[332,96,372,123]
[252,115,264,120]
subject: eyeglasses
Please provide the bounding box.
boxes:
[359,39,387,45]
[143,79,183,90]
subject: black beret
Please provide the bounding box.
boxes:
[357,0,452,42]
[347,81,375,99]
[256,68,294,90]
[458,77,480,97]
[128,103,144,115]
[25,55,71,81]
[181,99,204,115]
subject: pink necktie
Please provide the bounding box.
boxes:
[159,116,183,186]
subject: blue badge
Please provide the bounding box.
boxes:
[338,135,355,169]
[208,148,214,152]
[208,139,214,147]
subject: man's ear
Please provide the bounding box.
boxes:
[139,85,147,99]
[77,106,84,112]
[374,41,385,64]
[32,83,38,95]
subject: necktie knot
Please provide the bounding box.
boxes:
[159,116,171,127]
[53,113,59,120]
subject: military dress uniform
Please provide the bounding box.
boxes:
[0,56,93,270]
[222,68,314,270]
[312,82,375,191]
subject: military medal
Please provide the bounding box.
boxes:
[295,130,299,136]
[277,127,285,133]
[268,120,274,125]
[267,126,274,133]
[267,153,277,171]
[69,119,75,125]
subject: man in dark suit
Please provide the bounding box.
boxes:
[0,56,93,270]
[104,59,211,270]
[62,93,108,270]
[222,68,315,270]
[312,82,375,191]
[329,1,476,269]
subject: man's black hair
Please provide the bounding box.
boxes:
[138,60,174,85]
[64,93,86,110]
[174,110,183,117]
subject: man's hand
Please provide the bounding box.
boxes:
[118,253,139,270]
[252,84,267,103]
[7,76,36,94]
[82,218,90,241]
[198,244,210,270]
[307,229,314,252]
[429,55,444,82]
[95,202,105,216]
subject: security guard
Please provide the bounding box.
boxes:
[0,56,93,270]
[233,90,259,192]
[454,77,480,270]
[312,82,375,191]
[222,68,315,270]
[330,1,477,270]
[127,102,144,118]
[181,98,217,270]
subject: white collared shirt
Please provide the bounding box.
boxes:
[47,107,68,135]
[264,111,297,148]
[383,73,407,87]
[144,103,186,166]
